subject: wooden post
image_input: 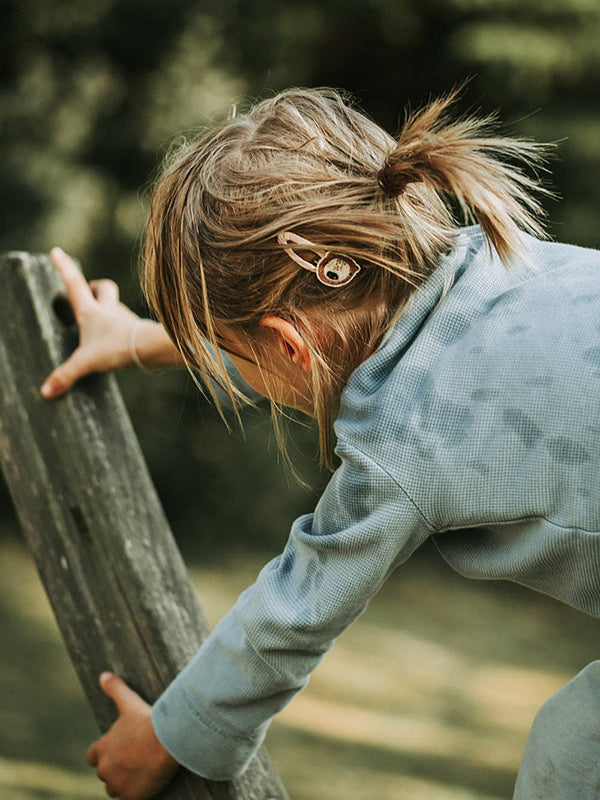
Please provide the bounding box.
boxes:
[0,252,289,800]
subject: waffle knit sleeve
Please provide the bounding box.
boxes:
[151,441,433,779]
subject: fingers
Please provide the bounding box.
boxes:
[51,248,121,309]
[50,247,94,316]
[87,741,99,767]
[94,761,119,799]
[90,279,120,305]
[88,740,113,796]
[99,672,143,715]
[40,350,90,398]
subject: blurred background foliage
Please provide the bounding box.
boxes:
[2,2,600,799]
[1,0,600,559]
[0,0,598,530]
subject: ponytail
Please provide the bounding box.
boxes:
[377,88,553,266]
[143,86,555,473]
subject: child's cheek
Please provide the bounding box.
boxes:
[229,358,270,399]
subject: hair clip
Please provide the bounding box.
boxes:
[278,231,361,287]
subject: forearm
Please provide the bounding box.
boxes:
[132,320,186,370]
[150,448,431,780]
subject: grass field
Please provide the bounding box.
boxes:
[1,533,598,800]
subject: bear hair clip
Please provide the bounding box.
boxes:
[277,231,361,287]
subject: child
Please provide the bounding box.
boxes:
[41,88,600,800]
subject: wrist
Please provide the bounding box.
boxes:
[147,714,179,772]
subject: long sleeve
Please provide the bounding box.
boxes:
[151,441,433,779]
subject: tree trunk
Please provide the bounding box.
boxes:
[0,252,289,800]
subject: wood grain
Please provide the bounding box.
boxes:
[0,252,288,800]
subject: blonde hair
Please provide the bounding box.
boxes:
[141,86,551,470]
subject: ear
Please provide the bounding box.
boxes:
[260,316,311,372]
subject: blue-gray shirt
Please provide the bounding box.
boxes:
[152,226,600,779]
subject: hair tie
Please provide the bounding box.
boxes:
[377,166,408,199]
[277,232,361,287]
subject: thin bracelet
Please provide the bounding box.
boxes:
[129,318,152,372]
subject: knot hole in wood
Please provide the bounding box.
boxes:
[52,293,76,328]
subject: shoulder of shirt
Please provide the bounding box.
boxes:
[322,437,438,534]
[333,226,600,531]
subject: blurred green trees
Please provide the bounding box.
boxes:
[1,0,599,556]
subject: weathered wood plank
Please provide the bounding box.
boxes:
[0,252,289,800]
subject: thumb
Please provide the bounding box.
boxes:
[99,672,144,714]
[40,351,90,398]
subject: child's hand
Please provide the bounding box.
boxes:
[41,247,141,398]
[87,672,179,800]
